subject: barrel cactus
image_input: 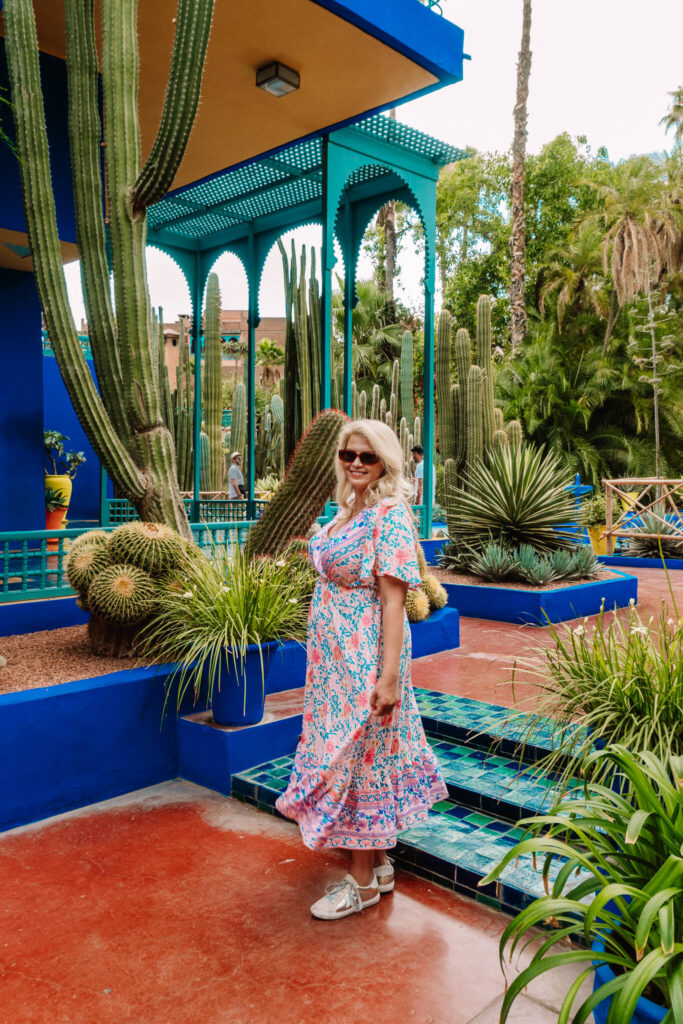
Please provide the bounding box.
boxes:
[87,564,156,626]
[65,543,111,592]
[108,521,185,573]
[421,574,448,610]
[405,588,430,622]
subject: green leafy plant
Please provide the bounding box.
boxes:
[140,545,313,713]
[465,540,601,585]
[579,492,620,528]
[444,444,578,553]
[481,746,683,1023]
[44,486,68,513]
[43,430,86,479]
[511,597,683,795]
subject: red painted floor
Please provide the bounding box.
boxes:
[0,783,592,1024]
[413,567,683,708]
[2,567,675,1022]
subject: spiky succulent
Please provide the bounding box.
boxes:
[88,564,156,625]
[65,543,111,592]
[405,588,431,622]
[624,513,683,559]
[108,522,185,573]
[67,529,109,558]
[421,574,448,609]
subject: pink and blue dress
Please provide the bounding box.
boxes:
[276,497,447,850]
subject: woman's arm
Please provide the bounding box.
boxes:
[370,574,409,717]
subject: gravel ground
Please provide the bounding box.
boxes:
[0,625,150,695]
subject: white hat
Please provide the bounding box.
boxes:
[230,451,242,460]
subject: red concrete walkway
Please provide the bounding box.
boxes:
[3,566,678,1023]
[0,783,592,1024]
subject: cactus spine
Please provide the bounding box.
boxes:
[203,273,223,490]
[246,409,349,558]
[436,312,456,461]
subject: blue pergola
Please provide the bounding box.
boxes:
[147,114,466,536]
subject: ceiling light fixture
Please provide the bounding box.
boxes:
[256,62,300,98]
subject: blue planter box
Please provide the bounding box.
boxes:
[441,570,637,625]
[0,595,88,637]
[410,606,459,657]
[0,664,195,833]
[421,538,448,565]
[599,553,683,571]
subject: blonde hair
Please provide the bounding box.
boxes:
[334,418,413,521]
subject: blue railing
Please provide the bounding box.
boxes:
[102,497,270,526]
[0,521,254,603]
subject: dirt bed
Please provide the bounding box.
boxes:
[429,566,619,592]
[0,625,150,696]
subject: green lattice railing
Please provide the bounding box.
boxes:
[102,498,270,526]
[0,521,254,604]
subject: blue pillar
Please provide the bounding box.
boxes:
[0,271,45,531]
[320,138,333,410]
[422,282,434,538]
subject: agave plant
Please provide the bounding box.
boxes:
[481,746,683,1024]
[465,540,601,586]
[444,444,578,553]
[625,512,683,559]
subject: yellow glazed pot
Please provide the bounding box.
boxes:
[619,491,640,512]
[45,474,73,508]
[586,525,608,556]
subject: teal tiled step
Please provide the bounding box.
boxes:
[231,757,557,917]
[429,735,558,822]
[415,687,584,765]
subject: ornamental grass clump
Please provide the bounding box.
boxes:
[511,592,683,795]
[140,544,313,714]
[481,746,683,1024]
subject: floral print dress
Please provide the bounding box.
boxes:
[275,496,448,850]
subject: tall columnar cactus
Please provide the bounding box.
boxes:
[278,240,322,450]
[203,273,223,490]
[494,407,505,432]
[371,384,380,421]
[358,390,367,418]
[444,459,460,538]
[231,382,246,460]
[351,381,358,420]
[270,393,285,477]
[436,311,456,461]
[173,320,194,491]
[506,419,524,450]
[3,0,216,539]
[390,359,400,433]
[455,328,471,468]
[246,410,349,557]
[199,431,211,492]
[492,428,508,452]
[413,416,422,448]
[400,330,414,423]
[466,366,484,469]
[476,296,496,451]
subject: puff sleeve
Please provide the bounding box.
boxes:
[361,499,422,589]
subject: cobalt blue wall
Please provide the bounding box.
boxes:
[43,353,101,522]
[0,42,76,243]
[0,270,45,531]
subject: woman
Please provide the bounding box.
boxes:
[276,419,448,920]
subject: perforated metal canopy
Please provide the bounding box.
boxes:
[148,115,467,249]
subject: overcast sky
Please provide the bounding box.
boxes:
[65,0,683,326]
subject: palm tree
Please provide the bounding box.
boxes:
[223,337,248,384]
[538,221,607,334]
[509,0,533,352]
[332,278,404,394]
[660,86,683,149]
[256,338,285,386]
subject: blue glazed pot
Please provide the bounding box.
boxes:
[205,641,278,727]
[592,937,667,1023]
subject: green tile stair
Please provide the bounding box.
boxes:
[232,688,577,916]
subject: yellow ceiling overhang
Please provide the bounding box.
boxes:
[2,0,439,192]
[0,228,78,273]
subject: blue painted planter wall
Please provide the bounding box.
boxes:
[0,596,89,638]
[442,571,637,625]
[0,666,193,833]
[43,356,101,522]
[599,553,683,571]
[592,939,666,1023]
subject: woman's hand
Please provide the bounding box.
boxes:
[370,675,399,717]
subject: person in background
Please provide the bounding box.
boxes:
[411,444,436,506]
[227,451,245,499]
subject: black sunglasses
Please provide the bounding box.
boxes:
[338,448,381,466]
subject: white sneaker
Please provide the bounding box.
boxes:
[374,857,395,893]
[310,874,380,920]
